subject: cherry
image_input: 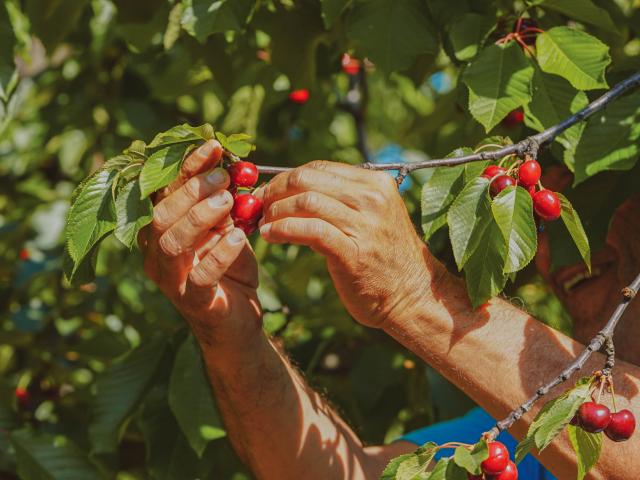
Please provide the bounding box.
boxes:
[532,189,561,222]
[487,460,518,480]
[19,248,29,260]
[517,160,541,187]
[481,441,509,476]
[235,220,259,236]
[15,387,31,409]
[228,161,259,188]
[490,175,517,197]
[289,89,309,104]
[341,53,361,75]
[604,410,636,442]
[231,193,263,224]
[577,402,611,433]
[501,110,524,128]
[482,165,506,179]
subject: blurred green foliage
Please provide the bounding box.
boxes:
[1,0,639,478]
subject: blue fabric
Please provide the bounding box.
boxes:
[400,408,556,480]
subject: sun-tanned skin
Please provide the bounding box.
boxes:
[140,140,640,480]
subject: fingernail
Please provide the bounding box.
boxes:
[228,228,246,244]
[198,140,215,157]
[207,190,230,208]
[259,223,271,236]
[206,168,227,185]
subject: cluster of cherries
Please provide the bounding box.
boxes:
[468,441,517,480]
[481,158,561,222]
[226,160,263,235]
[573,400,636,442]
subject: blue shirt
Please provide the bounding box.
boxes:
[400,408,556,480]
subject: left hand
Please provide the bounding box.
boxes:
[257,161,433,329]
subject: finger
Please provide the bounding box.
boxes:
[262,191,359,231]
[158,140,224,200]
[152,167,230,233]
[303,159,381,183]
[158,190,234,257]
[195,218,235,259]
[259,217,356,259]
[184,228,247,307]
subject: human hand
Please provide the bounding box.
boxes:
[139,140,262,348]
[258,161,433,329]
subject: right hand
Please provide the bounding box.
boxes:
[139,140,262,348]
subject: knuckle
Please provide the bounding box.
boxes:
[187,267,209,288]
[287,168,309,191]
[307,160,329,171]
[299,192,321,213]
[152,203,171,231]
[306,219,326,238]
[183,177,203,203]
[185,205,209,230]
[158,231,182,257]
[363,188,387,207]
[376,171,397,191]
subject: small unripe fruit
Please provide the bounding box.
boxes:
[231,194,263,224]
[228,161,259,187]
[289,89,309,104]
[481,441,509,476]
[487,460,518,480]
[578,402,611,433]
[605,410,636,442]
[517,160,541,187]
[490,175,517,197]
[482,165,506,179]
[532,189,561,222]
[502,110,524,128]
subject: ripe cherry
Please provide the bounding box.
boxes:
[231,193,263,224]
[487,460,518,480]
[289,89,309,104]
[482,165,506,179]
[19,248,29,260]
[532,189,561,222]
[235,220,259,236]
[228,161,259,188]
[341,53,361,75]
[501,110,524,128]
[490,175,517,197]
[577,402,611,433]
[481,441,509,476]
[517,160,541,187]
[15,387,30,409]
[604,409,636,442]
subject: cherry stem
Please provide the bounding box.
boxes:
[610,378,618,413]
[474,143,504,153]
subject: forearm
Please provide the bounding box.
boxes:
[384,251,640,480]
[197,331,384,480]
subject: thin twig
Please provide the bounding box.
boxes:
[255,71,640,176]
[486,271,640,438]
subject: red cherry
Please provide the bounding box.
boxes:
[228,161,259,188]
[517,160,541,187]
[490,174,517,197]
[15,387,30,409]
[501,110,524,128]
[19,248,29,260]
[532,189,561,222]
[341,53,361,75]
[481,441,509,476]
[289,89,309,104]
[487,460,518,480]
[605,410,636,441]
[231,194,263,224]
[482,165,506,179]
[578,402,611,433]
[235,220,259,236]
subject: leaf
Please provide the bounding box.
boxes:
[453,440,488,475]
[448,13,495,61]
[147,123,214,148]
[65,169,117,264]
[558,193,591,272]
[139,145,187,199]
[568,424,602,480]
[345,0,438,74]
[115,181,154,249]
[164,2,184,50]
[462,42,533,132]
[25,0,89,51]
[320,0,352,28]
[180,0,254,43]
[0,3,17,102]
[10,429,101,480]
[215,131,254,157]
[540,0,617,34]
[381,443,437,480]
[88,338,167,455]
[536,27,610,91]
[424,458,467,480]
[421,165,465,240]
[491,186,537,273]
[380,453,416,480]
[447,176,491,270]
[62,241,101,286]
[463,213,508,308]
[573,92,640,184]
[169,335,226,457]
[514,435,535,464]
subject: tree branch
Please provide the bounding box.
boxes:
[256,71,640,176]
[486,271,640,438]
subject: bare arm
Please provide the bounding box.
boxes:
[258,161,640,480]
[141,143,412,480]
